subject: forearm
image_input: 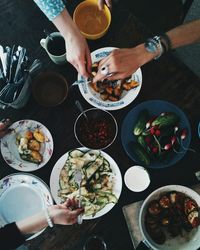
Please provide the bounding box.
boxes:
[166,19,200,49]
[52,8,80,40]
[16,210,48,235]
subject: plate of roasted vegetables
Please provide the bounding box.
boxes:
[139,185,200,250]
[78,47,142,110]
[1,120,53,172]
[121,100,191,168]
[50,148,122,219]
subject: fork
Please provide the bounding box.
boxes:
[74,169,83,224]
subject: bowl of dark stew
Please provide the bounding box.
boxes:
[74,108,118,150]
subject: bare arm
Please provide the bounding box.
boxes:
[93,19,200,82]
[16,199,83,235]
[52,8,92,77]
[167,19,200,49]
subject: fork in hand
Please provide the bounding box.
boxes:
[74,169,83,224]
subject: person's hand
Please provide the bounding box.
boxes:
[93,45,156,82]
[98,0,112,10]
[64,27,92,78]
[49,198,84,225]
[0,119,11,139]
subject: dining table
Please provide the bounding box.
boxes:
[1,0,200,250]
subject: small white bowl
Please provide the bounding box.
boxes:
[124,165,150,192]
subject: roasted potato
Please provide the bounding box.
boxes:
[28,139,40,151]
[24,130,33,140]
[31,150,43,163]
[33,129,45,143]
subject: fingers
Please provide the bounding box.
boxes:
[85,47,92,74]
[0,118,11,131]
[98,0,112,10]
[0,119,11,139]
[98,0,104,10]
[105,0,112,9]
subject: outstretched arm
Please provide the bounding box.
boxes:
[33,0,91,77]
[93,19,200,82]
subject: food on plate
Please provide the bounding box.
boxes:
[89,62,139,102]
[16,129,44,164]
[145,191,200,245]
[76,116,116,149]
[132,110,188,165]
[58,149,118,217]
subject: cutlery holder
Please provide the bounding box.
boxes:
[0,74,32,109]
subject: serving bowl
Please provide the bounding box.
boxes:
[73,0,111,40]
[74,108,118,150]
[32,71,68,107]
[139,185,200,250]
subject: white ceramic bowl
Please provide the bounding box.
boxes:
[139,185,200,250]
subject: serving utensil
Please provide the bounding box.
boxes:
[75,100,89,122]
[74,169,83,224]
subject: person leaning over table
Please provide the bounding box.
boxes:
[0,119,84,250]
[92,19,200,82]
[33,0,111,78]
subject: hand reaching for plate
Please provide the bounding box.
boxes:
[93,46,155,82]
[0,119,11,139]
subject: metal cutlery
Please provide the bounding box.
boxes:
[75,100,89,122]
[74,169,83,224]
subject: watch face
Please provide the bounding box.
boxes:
[145,39,157,53]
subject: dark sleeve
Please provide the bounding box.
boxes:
[0,222,26,250]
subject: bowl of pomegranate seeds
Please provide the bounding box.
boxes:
[74,108,118,150]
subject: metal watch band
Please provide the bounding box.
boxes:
[145,36,164,60]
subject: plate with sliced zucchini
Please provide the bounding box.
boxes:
[50,148,122,219]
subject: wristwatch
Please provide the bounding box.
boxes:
[144,36,163,59]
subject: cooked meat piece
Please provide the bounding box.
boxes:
[113,86,122,97]
[31,150,43,163]
[108,95,119,102]
[168,223,182,237]
[90,82,100,92]
[122,80,139,90]
[24,130,33,140]
[105,86,113,95]
[159,195,171,208]
[100,92,109,101]
[188,210,200,228]
[169,191,178,204]
[184,198,198,215]
[28,139,40,151]
[148,200,162,216]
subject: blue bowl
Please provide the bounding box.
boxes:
[121,100,191,169]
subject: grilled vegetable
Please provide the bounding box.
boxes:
[133,110,149,136]
[132,142,150,166]
[151,112,180,128]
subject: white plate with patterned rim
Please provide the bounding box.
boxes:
[50,147,122,219]
[0,173,53,240]
[78,47,142,110]
[0,120,54,172]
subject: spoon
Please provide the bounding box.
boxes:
[75,100,89,122]
[74,169,83,224]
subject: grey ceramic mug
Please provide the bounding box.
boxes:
[40,32,67,65]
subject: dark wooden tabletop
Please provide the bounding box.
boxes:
[1,1,200,250]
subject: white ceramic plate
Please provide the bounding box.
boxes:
[139,185,200,250]
[50,147,122,219]
[0,173,53,240]
[1,120,54,172]
[78,47,142,110]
